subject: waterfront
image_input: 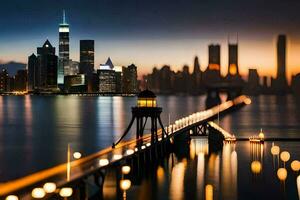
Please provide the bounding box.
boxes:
[0,94,299,195]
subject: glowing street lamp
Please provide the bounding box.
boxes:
[251,161,262,174]
[280,151,290,168]
[291,160,300,172]
[277,168,287,181]
[271,145,280,155]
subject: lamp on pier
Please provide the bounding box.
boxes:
[112,89,167,148]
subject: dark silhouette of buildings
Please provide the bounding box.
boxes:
[291,73,300,97]
[28,40,58,91]
[79,40,94,76]
[271,34,288,94]
[122,64,138,94]
[208,44,221,71]
[245,69,260,95]
[14,69,27,91]
[58,10,70,85]
[79,40,95,92]
[0,69,9,92]
[227,43,239,77]
[202,44,222,85]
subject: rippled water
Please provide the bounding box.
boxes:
[0,94,299,186]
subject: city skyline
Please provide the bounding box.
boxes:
[1,1,300,80]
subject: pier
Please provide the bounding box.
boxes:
[0,95,250,199]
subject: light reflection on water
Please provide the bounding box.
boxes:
[0,95,299,183]
[124,139,299,200]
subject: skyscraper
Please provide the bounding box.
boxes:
[28,40,58,91]
[272,34,288,94]
[277,35,287,82]
[228,43,239,76]
[37,40,58,89]
[58,10,70,85]
[28,53,37,91]
[122,64,138,94]
[208,44,220,71]
[79,40,94,76]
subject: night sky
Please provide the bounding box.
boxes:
[1,0,300,78]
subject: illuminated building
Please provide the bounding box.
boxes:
[208,44,220,71]
[97,65,116,93]
[202,44,222,85]
[58,10,69,85]
[122,64,138,94]
[114,66,122,93]
[0,68,9,92]
[64,74,87,93]
[228,43,239,76]
[69,60,79,75]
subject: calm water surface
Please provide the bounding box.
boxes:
[0,95,299,199]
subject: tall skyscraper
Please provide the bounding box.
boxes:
[28,53,38,91]
[79,40,94,76]
[277,35,287,82]
[272,34,288,94]
[228,43,239,76]
[58,10,70,85]
[208,44,220,71]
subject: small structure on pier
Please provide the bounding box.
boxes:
[113,89,167,147]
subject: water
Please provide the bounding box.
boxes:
[0,95,299,199]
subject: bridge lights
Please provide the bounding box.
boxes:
[5,195,19,200]
[113,154,123,161]
[59,187,73,197]
[126,149,134,155]
[258,129,264,141]
[73,152,82,159]
[122,166,131,174]
[43,182,56,193]
[99,158,109,167]
[31,188,45,199]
